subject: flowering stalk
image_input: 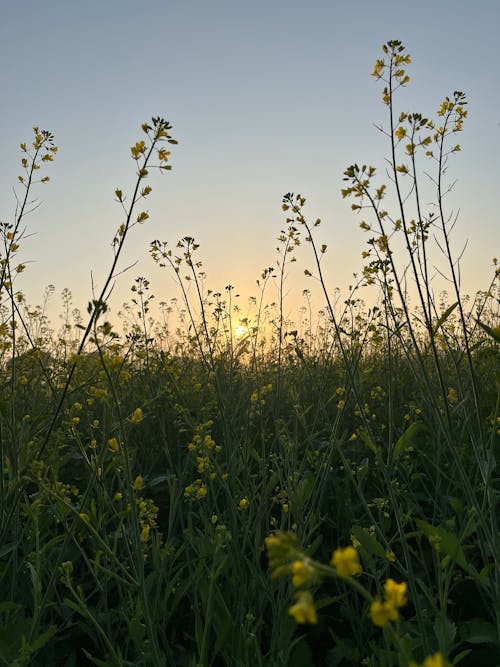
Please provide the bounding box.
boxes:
[265,531,415,663]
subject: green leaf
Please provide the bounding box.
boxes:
[351,525,386,567]
[452,649,472,664]
[129,617,145,647]
[289,636,314,667]
[393,421,424,460]
[415,519,475,575]
[62,597,83,615]
[476,319,500,343]
[434,615,456,653]
[432,301,458,336]
[461,619,499,645]
[0,601,22,614]
[477,563,494,585]
[358,427,377,453]
[27,624,57,653]
[0,543,17,558]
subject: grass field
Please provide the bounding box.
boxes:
[0,41,499,666]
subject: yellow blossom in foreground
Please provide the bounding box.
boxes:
[370,578,407,627]
[291,559,317,587]
[370,598,399,627]
[239,498,249,510]
[331,546,362,577]
[384,578,407,608]
[410,653,449,667]
[288,591,317,624]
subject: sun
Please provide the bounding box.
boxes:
[234,325,246,338]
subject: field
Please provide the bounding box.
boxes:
[1,41,499,666]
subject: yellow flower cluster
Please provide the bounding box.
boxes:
[331,546,362,577]
[249,383,273,417]
[184,478,208,499]
[266,534,367,626]
[291,559,317,587]
[370,578,407,627]
[288,591,317,625]
[137,497,158,543]
[185,421,223,486]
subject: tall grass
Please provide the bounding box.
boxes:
[0,41,498,666]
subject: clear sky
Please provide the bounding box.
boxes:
[1,0,499,331]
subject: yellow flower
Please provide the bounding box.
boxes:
[288,591,317,624]
[265,535,281,551]
[140,524,151,542]
[133,475,145,491]
[422,653,448,667]
[107,437,119,452]
[370,598,399,627]
[410,652,449,667]
[370,578,407,627]
[131,140,146,159]
[239,498,249,510]
[371,59,384,78]
[130,407,143,424]
[331,546,362,577]
[291,559,317,587]
[384,578,407,608]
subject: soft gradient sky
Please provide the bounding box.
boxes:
[1,0,499,330]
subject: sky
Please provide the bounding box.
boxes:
[1,0,499,334]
